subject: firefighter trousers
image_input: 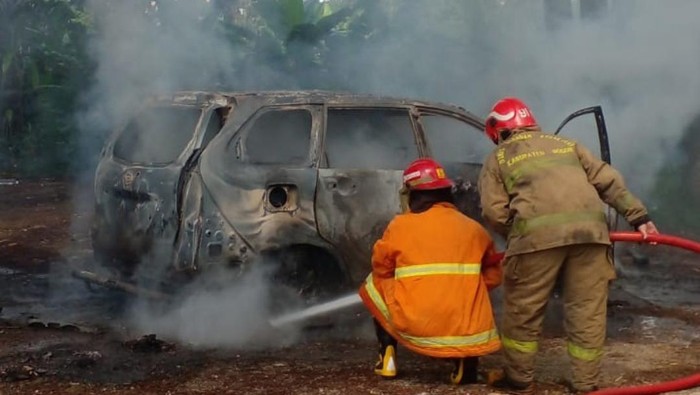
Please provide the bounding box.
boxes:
[500,244,615,391]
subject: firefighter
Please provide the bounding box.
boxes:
[478,97,659,394]
[359,157,503,384]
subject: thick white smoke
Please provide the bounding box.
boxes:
[128,263,304,348]
[346,0,700,194]
[80,1,241,132]
[482,0,700,192]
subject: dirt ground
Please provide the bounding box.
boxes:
[1,180,699,395]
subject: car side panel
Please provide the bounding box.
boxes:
[314,169,404,284]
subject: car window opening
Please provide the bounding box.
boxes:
[325,109,416,170]
[421,113,491,164]
[244,109,312,165]
[113,107,201,165]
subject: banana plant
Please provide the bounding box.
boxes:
[233,0,382,88]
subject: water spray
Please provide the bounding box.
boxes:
[268,293,362,328]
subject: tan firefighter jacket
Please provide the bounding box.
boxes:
[478,129,649,256]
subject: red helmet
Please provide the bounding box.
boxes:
[403,158,454,191]
[484,97,538,144]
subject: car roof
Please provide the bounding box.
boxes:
[148,90,481,121]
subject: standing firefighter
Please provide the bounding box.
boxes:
[478,97,659,393]
[359,158,503,384]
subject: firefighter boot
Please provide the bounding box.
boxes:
[374,344,397,378]
[373,319,397,378]
[449,357,478,384]
[488,369,535,395]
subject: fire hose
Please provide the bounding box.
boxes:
[484,231,700,266]
[269,231,700,394]
[583,232,700,395]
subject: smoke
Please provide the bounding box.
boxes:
[129,263,304,348]
[76,0,700,342]
[346,0,700,195]
[81,0,700,193]
[83,1,234,123]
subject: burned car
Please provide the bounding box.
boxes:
[89,91,611,298]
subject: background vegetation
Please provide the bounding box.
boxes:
[1,0,91,176]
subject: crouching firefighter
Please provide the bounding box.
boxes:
[358,158,503,384]
[478,97,659,394]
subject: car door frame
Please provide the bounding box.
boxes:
[313,104,426,283]
[193,103,325,263]
[555,106,611,164]
[94,101,227,270]
[554,105,617,231]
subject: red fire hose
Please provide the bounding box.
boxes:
[587,373,700,395]
[486,231,700,263]
[609,231,700,252]
[489,231,700,395]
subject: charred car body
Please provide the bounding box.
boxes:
[90,91,611,298]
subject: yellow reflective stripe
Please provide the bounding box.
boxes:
[502,336,538,354]
[395,263,481,279]
[364,274,390,320]
[512,211,607,236]
[504,155,580,192]
[400,328,499,348]
[567,342,603,361]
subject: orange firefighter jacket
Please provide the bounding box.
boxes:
[478,129,649,257]
[358,202,502,358]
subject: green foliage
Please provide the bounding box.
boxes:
[0,0,93,178]
[236,0,383,89]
